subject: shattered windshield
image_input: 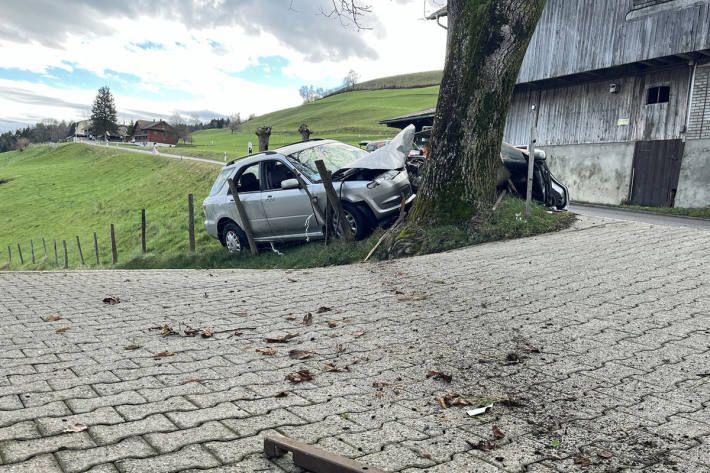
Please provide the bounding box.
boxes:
[287,143,369,182]
[209,167,234,196]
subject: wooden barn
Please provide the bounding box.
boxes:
[383,0,710,208]
[131,120,178,146]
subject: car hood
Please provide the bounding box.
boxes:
[340,125,415,171]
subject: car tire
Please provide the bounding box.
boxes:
[220,222,249,254]
[340,203,372,241]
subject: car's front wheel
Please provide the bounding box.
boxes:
[220,222,249,254]
[337,203,372,241]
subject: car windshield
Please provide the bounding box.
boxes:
[287,143,369,182]
[209,167,234,196]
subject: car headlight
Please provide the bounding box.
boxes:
[367,170,400,189]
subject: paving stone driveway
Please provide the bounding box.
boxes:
[1,216,708,473]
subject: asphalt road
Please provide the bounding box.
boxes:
[570,203,710,231]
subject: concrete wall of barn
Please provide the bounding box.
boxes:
[543,143,635,205]
[675,139,710,207]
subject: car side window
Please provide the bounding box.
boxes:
[232,163,261,193]
[263,160,295,190]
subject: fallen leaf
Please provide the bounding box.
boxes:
[266,333,300,343]
[324,363,348,372]
[467,439,497,452]
[317,306,332,313]
[419,452,432,460]
[598,451,613,459]
[201,329,215,338]
[301,313,313,326]
[184,379,201,384]
[161,325,177,337]
[287,278,298,283]
[184,328,200,337]
[432,280,445,284]
[397,294,427,302]
[231,312,249,317]
[352,357,361,364]
[102,296,120,304]
[375,392,384,398]
[441,393,479,408]
[63,423,87,433]
[155,351,175,357]
[233,331,244,336]
[275,391,289,398]
[521,344,541,353]
[285,369,314,383]
[288,349,315,360]
[256,348,277,355]
[351,330,365,338]
[46,314,62,322]
[286,316,297,320]
[372,381,391,388]
[336,344,345,353]
[574,456,591,467]
[426,371,453,383]
[123,344,141,350]
[439,397,447,409]
[55,327,70,333]
[492,425,505,440]
[327,321,338,328]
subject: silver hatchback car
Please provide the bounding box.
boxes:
[203,139,415,253]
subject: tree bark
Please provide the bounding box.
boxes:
[409,0,546,226]
[255,126,272,151]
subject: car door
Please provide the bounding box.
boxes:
[225,162,270,238]
[260,159,320,240]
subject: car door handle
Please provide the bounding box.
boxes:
[265,195,274,201]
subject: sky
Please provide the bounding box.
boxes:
[0,0,448,132]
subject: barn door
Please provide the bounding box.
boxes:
[629,139,684,207]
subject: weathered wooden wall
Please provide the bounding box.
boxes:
[518,0,710,84]
[504,65,691,146]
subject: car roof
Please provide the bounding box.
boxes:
[223,139,339,169]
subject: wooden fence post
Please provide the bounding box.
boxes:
[17,244,23,264]
[141,209,147,253]
[188,195,195,252]
[93,232,100,265]
[314,160,353,241]
[62,240,68,269]
[42,237,47,258]
[227,178,259,256]
[76,236,85,266]
[7,246,10,264]
[30,239,35,263]
[53,239,58,266]
[110,224,118,264]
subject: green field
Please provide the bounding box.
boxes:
[180,86,440,161]
[0,143,222,270]
[347,70,443,92]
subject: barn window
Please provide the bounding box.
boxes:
[647,86,670,105]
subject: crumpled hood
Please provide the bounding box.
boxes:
[340,124,415,171]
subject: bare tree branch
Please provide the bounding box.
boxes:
[318,0,373,30]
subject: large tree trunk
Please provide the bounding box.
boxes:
[408,0,546,226]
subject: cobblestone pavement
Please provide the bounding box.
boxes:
[1,216,708,473]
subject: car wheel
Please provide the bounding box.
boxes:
[220,222,248,254]
[338,203,372,241]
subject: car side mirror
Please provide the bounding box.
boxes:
[281,178,300,190]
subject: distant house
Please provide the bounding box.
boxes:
[131,120,178,145]
[73,120,92,140]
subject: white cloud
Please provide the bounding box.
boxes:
[0,1,447,130]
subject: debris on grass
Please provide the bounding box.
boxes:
[285,369,314,383]
[103,296,120,305]
[266,333,300,343]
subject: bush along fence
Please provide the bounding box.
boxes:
[3,194,199,270]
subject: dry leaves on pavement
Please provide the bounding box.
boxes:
[63,423,88,433]
[439,393,478,409]
[256,348,277,356]
[426,370,453,383]
[266,333,300,343]
[285,369,315,383]
[397,294,427,302]
[55,328,70,333]
[275,391,289,398]
[574,456,591,467]
[201,329,215,338]
[288,350,315,360]
[102,296,120,305]
[46,314,62,322]
[351,330,365,338]
[155,351,175,358]
[492,425,505,440]
[317,306,332,313]
[327,321,338,328]
[184,379,201,384]
[324,363,348,372]
[123,345,141,350]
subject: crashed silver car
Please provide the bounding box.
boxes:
[203,127,417,253]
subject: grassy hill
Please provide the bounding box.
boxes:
[348,70,443,92]
[0,143,222,270]
[183,86,439,161]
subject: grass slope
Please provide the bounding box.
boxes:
[347,70,443,92]
[182,86,439,161]
[0,143,221,270]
